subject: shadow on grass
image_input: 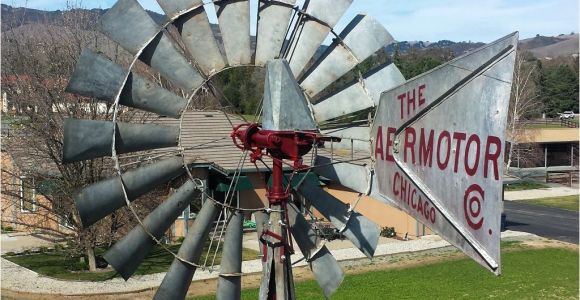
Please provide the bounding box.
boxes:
[3,242,260,281]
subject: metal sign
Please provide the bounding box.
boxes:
[371,32,518,274]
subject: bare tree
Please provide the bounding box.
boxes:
[505,52,543,172]
[1,3,163,271]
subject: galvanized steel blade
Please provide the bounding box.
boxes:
[296,180,379,258]
[370,32,519,274]
[116,122,179,154]
[104,180,197,280]
[154,199,220,300]
[286,0,353,76]
[300,15,393,98]
[255,0,296,66]
[313,155,371,194]
[262,59,316,131]
[287,203,344,298]
[214,0,252,66]
[174,6,227,75]
[67,50,188,118]
[120,72,189,118]
[62,119,179,163]
[66,49,126,101]
[321,127,370,142]
[63,119,113,164]
[75,156,185,227]
[98,0,164,55]
[140,31,206,91]
[321,127,371,152]
[216,211,244,300]
[156,0,203,20]
[313,64,405,122]
[99,0,204,91]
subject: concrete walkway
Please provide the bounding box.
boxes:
[504,186,579,200]
[1,231,533,295]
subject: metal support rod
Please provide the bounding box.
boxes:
[544,145,548,169]
[571,146,574,166]
[263,156,295,300]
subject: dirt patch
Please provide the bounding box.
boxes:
[519,238,579,251]
[3,239,576,299]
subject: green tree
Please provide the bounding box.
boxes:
[538,63,579,117]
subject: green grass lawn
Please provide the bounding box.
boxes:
[520,195,579,211]
[504,181,549,191]
[191,247,579,300]
[3,243,260,281]
[524,123,567,129]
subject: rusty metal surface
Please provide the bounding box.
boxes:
[297,180,379,258]
[370,32,518,274]
[300,15,393,98]
[175,7,227,75]
[262,59,316,131]
[216,211,243,300]
[287,203,344,298]
[104,180,197,280]
[313,63,404,122]
[286,0,352,76]
[62,119,179,163]
[154,199,220,300]
[255,0,296,66]
[75,157,185,227]
[215,0,252,66]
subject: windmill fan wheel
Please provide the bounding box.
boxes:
[63,0,409,299]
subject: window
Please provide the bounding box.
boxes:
[20,177,37,212]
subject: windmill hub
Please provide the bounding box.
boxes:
[231,123,331,203]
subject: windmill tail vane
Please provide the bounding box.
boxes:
[62,0,518,299]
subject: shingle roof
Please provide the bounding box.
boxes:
[155,110,272,174]
[153,110,327,175]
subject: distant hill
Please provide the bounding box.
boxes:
[385,40,486,57]
[521,34,579,59]
[2,4,578,60]
[0,4,166,31]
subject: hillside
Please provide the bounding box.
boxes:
[528,34,579,59]
[519,33,579,58]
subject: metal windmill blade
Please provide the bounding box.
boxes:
[62,0,517,298]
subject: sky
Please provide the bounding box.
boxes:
[5,0,579,42]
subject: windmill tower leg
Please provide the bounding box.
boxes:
[259,159,296,300]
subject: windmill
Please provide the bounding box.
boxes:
[62,0,518,299]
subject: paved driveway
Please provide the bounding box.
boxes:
[504,201,579,244]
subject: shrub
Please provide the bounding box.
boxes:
[380,227,396,238]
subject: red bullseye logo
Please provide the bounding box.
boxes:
[464,184,484,230]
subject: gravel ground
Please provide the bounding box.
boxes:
[1,231,534,295]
